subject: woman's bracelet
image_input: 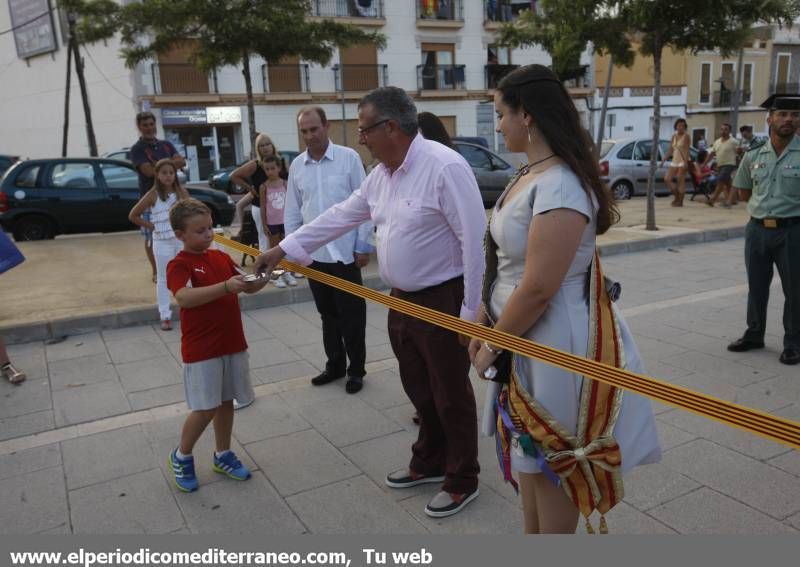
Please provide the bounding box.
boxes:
[483,341,503,355]
[223,281,230,294]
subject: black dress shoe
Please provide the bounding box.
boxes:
[311,371,344,386]
[345,375,364,394]
[727,338,765,352]
[779,348,800,365]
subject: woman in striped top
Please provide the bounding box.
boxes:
[129,159,190,330]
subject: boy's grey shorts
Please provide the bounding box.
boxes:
[183,351,254,411]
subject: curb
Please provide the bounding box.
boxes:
[2,225,745,345]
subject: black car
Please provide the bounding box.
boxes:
[0,158,236,241]
[0,155,20,177]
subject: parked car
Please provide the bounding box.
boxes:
[599,137,698,200]
[0,158,235,241]
[101,148,187,185]
[0,155,20,178]
[453,136,489,148]
[453,141,516,207]
[208,150,301,194]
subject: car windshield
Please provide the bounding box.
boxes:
[599,142,615,158]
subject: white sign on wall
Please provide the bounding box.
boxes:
[207,106,242,124]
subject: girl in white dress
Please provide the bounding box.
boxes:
[129,159,190,330]
[470,65,661,534]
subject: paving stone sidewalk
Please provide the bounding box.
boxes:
[1,239,798,534]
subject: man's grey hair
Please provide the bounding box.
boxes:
[358,87,418,136]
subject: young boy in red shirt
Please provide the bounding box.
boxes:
[166,198,268,492]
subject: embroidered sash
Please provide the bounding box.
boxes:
[483,196,626,525]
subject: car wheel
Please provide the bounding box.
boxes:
[611,180,633,200]
[13,215,54,241]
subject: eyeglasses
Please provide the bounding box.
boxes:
[357,119,390,136]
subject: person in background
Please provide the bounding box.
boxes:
[130,111,186,283]
[660,118,691,207]
[284,106,373,394]
[704,123,740,208]
[418,111,454,149]
[727,94,800,366]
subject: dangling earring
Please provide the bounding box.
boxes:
[527,127,533,145]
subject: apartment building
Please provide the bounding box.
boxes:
[1,0,565,181]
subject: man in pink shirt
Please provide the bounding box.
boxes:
[255,87,487,518]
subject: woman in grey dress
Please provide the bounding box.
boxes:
[469,65,661,533]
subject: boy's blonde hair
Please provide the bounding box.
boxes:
[170,197,211,231]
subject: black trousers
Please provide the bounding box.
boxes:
[743,219,800,349]
[307,261,367,378]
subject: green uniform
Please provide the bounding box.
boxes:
[732,137,800,349]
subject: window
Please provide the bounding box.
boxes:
[776,53,790,90]
[420,43,458,89]
[14,165,41,188]
[633,141,655,161]
[456,144,492,169]
[743,63,753,103]
[50,163,98,189]
[488,45,511,65]
[700,62,711,103]
[616,143,634,160]
[99,163,138,190]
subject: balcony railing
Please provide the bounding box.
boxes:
[152,63,217,95]
[714,89,752,107]
[485,64,519,89]
[312,0,383,18]
[484,0,530,23]
[262,64,310,93]
[334,64,388,91]
[416,0,463,21]
[417,64,466,91]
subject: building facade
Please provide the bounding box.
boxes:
[1,1,565,181]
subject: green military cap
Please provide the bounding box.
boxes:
[760,93,800,110]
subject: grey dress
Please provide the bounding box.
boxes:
[480,165,662,474]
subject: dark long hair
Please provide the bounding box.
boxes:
[497,65,619,234]
[418,111,454,148]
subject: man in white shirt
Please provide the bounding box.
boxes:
[285,107,374,394]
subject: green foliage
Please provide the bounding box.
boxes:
[58,0,119,45]
[495,0,635,79]
[116,0,386,71]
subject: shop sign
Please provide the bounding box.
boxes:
[9,0,58,59]
[201,137,215,147]
[162,107,207,126]
[207,106,242,124]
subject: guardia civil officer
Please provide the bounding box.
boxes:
[727,94,800,365]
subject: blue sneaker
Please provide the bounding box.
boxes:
[169,448,198,492]
[213,451,251,481]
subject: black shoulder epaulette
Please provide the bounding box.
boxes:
[746,140,767,153]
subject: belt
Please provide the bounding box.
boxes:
[751,216,800,228]
[394,275,462,296]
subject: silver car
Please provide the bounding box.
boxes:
[101,148,188,185]
[599,138,697,200]
[453,141,518,207]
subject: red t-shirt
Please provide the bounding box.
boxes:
[166,249,247,363]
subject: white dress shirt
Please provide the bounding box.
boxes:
[284,142,374,264]
[281,135,487,321]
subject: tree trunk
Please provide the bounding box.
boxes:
[71,39,98,156]
[62,40,73,158]
[646,35,663,231]
[595,53,614,161]
[241,51,257,159]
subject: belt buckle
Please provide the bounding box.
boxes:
[764,218,778,228]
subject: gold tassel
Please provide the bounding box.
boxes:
[585,517,595,534]
[599,515,609,534]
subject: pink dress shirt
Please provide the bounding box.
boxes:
[280,135,487,321]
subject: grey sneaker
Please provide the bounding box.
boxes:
[424,489,479,518]
[233,398,253,410]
